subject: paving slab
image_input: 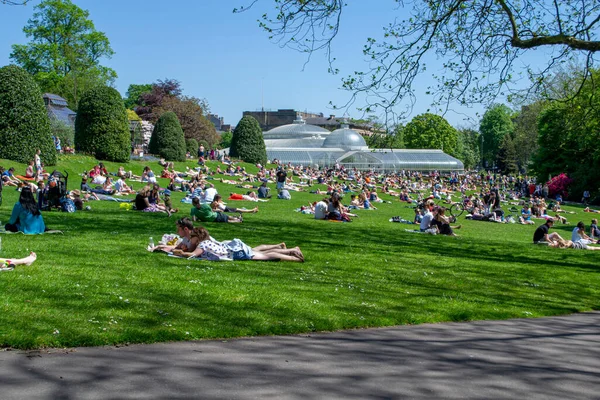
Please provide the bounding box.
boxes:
[1,312,599,399]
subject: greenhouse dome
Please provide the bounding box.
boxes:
[259,114,464,172]
[263,115,330,140]
[322,124,369,151]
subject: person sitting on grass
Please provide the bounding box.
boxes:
[313,198,328,220]
[571,221,595,246]
[590,218,600,241]
[211,194,258,214]
[1,252,37,270]
[161,189,179,215]
[413,208,423,224]
[533,218,563,245]
[432,206,461,236]
[519,204,535,225]
[257,181,271,199]
[1,167,21,187]
[172,226,305,262]
[135,186,171,216]
[25,160,36,179]
[114,177,136,195]
[5,186,46,234]
[358,193,377,210]
[191,197,242,223]
[117,166,138,180]
[419,200,437,233]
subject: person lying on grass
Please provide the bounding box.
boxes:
[148,217,198,253]
[191,197,242,223]
[211,194,258,214]
[547,236,600,251]
[1,252,37,269]
[228,191,268,202]
[171,226,305,262]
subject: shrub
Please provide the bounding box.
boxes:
[126,109,141,121]
[547,173,573,198]
[185,138,198,155]
[149,111,186,161]
[75,86,131,162]
[0,65,56,165]
[230,115,267,164]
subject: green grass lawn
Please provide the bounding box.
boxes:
[0,154,598,349]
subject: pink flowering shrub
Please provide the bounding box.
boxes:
[547,173,573,198]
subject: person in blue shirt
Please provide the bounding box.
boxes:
[5,185,46,234]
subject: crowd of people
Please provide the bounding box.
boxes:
[2,155,599,265]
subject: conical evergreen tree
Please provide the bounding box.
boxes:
[75,86,130,162]
[230,115,267,164]
[0,65,56,165]
[149,111,186,161]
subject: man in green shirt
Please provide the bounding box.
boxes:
[191,197,242,223]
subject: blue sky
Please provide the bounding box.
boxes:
[0,0,508,129]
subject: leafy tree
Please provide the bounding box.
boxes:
[0,65,56,165]
[149,111,186,162]
[10,0,115,109]
[455,128,480,170]
[533,73,600,200]
[75,86,130,162]
[124,83,152,110]
[239,0,600,114]
[126,109,141,122]
[496,133,518,174]
[230,115,267,164]
[479,104,514,167]
[403,113,458,156]
[512,101,547,172]
[136,79,219,146]
[185,138,199,155]
[219,130,233,149]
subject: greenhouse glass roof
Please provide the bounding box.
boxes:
[266,148,464,171]
[263,115,330,139]
[43,93,76,127]
[261,118,463,171]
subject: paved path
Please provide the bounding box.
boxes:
[1,312,599,399]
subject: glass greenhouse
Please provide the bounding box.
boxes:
[263,116,464,172]
[43,93,76,128]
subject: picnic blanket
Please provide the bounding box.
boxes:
[14,175,36,181]
[0,230,63,235]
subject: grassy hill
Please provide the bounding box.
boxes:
[0,154,598,349]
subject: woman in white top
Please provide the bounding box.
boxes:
[571,221,594,246]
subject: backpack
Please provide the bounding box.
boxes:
[60,197,76,213]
